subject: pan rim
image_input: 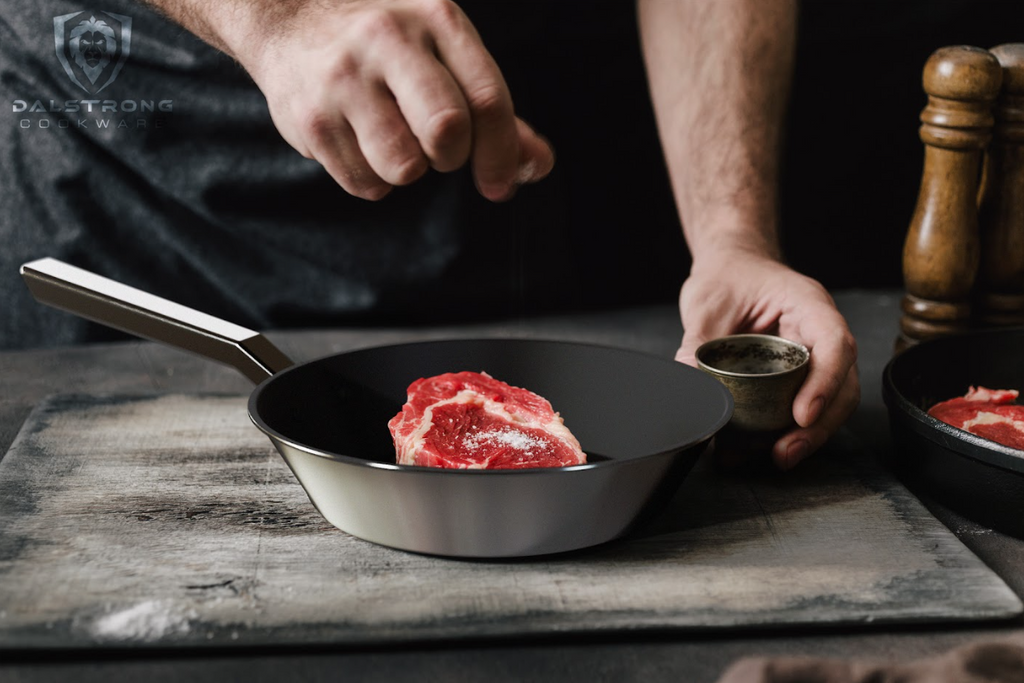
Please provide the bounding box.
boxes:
[247,336,733,474]
[883,329,1024,475]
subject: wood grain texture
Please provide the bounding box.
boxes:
[977,44,1024,325]
[900,46,1002,347]
[0,393,1020,650]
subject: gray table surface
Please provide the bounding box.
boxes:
[2,290,1023,682]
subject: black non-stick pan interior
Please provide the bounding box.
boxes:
[253,338,733,467]
[883,328,1024,536]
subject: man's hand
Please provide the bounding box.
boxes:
[152,0,554,200]
[676,248,859,470]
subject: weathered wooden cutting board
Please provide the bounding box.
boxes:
[0,394,1019,649]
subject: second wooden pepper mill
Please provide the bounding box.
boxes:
[899,46,1002,349]
[977,43,1024,326]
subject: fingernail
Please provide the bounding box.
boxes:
[781,439,810,470]
[806,397,825,425]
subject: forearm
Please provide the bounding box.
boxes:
[638,0,797,260]
[140,0,301,67]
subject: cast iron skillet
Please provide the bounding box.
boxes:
[883,328,1024,537]
[21,258,733,558]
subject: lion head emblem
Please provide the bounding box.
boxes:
[69,16,116,85]
[53,11,132,94]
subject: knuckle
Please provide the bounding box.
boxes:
[826,375,845,402]
[326,51,362,85]
[466,83,511,122]
[364,131,428,186]
[423,106,471,151]
[838,330,858,363]
[355,9,405,43]
[422,0,465,31]
[387,154,428,185]
[302,108,341,146]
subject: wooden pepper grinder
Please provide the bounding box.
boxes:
[976,44,1024,326]
[899,46,1002,349]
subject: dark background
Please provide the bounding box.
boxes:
[462,0,1024,309]
[782,0,1024,290]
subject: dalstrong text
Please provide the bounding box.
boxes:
[12,99,173,113]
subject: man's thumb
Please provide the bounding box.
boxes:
[515,117,554,184]
[675,332,707,368]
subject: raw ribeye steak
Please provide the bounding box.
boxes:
[927,386,1024,450]
[388,371,587,469]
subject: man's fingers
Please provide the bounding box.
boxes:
[791,320,858,429]
[466,81,519,201]
[676,323,734,367]
[675,290,745,367]
[430,10,519,201]
[305,112,393,200]
[383,39,472,173]
[343,81,430,187]
[675,334,705,368]
[773,363,860,470]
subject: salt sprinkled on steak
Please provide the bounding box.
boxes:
[464,427,546,455]
[388,371,587,470]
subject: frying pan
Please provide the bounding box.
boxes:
[20,258,733,558]
[883,328,1024,537]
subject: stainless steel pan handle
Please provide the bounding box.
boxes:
[21,258,293,384]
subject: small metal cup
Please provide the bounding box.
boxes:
[696,334,810,435]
